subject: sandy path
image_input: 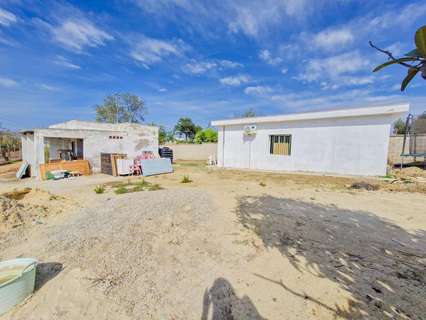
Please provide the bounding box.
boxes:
[0,162,425,319]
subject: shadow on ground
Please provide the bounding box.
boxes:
[35,262,63,291]
[236,196,426,319]
[201,277,266,320]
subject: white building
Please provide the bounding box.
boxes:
[21,120,158,177]
[211,104,409,176]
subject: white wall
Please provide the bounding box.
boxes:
[217,114,399,176]
[21,124,159,177]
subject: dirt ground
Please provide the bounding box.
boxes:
[0,161,425,319]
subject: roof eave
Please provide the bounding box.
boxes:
[211,104,409,127]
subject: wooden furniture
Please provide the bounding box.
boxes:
[39,160,90,180]
[100,153,127,176]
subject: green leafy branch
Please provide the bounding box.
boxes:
[370,25,426,91]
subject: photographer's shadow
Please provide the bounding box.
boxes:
[201,277,266,320]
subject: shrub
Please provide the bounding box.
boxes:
[94,185,106,194]
[181,175,192,183]
[259,182,266,187]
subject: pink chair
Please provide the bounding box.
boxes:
[129,163,141,176]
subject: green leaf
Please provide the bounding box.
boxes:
[373,57,417,72]
[404,48,423,58]
[401,68,419,91]
[415,26,426,58]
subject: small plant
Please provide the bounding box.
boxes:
[259,182,266,187]
[148,183,162,191]
[94,185,106,194]
[181,175,192,183]
[114,186,129,194]
[134,179,149,187]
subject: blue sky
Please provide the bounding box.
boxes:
[0,0,425,130]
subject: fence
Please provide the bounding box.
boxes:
[162,143,217,161]
[388,134,426,165]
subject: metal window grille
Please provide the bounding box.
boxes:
[270,135,291,155]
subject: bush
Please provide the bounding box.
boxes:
[181,175,192,183]
[94,185,106,194]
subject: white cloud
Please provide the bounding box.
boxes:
[0,77,18,87]
[135,0,315,40]
[259,49,282,66]
[39,84,60,91]
[281,68,288,75]
[0,8,16,27]
[219,60,243,68]
[296,51,370,82]
[270,89,376,111]
[219,74,250,86]
[368,2,426,30]
[131,36,185,66]
[320,76,374,90]
[158,87,168,92]
[313,28,354,51]
[51,18,113,52]
[228,0,309,38]
[244,86,272,95]
[54,56,81,70]
[182,60,217,74]
[182,58,242,75]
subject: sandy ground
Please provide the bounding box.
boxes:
[0,161,425,319]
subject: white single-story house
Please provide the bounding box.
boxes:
[21,120,158,177]
[211,104,409,176]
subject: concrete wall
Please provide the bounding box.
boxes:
[21,122,159,177]
[217,114,400,176]
[162,143,217,161]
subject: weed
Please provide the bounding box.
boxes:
[114,186,129,194]
[133,179,149,187]
[382,174,396,179]
[148,183,162,191]
[113,179,162,194]
[259,182,266,187]
[94,185,106,194]
[181,175,192,183]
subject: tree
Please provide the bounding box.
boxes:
[174,118,199,141]
[0,127,20,162]
[95,93,146,123]
[203,128,218,142]
[158,125,166,145]
[166,130,175,143]
[393,118,406,134]
[194,128,218,144]
[194,130,205,144]
[241,108,256,118]
[370,25,426,91]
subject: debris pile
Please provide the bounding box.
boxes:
[0,189,73,233]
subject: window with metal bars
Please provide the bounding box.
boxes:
[270,135,291,155]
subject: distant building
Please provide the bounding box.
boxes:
[212,104,409,176]
[173,131,188,141]
[21,120,158,177]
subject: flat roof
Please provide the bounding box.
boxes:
[20,127,126,134]
[211,104,409,126]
